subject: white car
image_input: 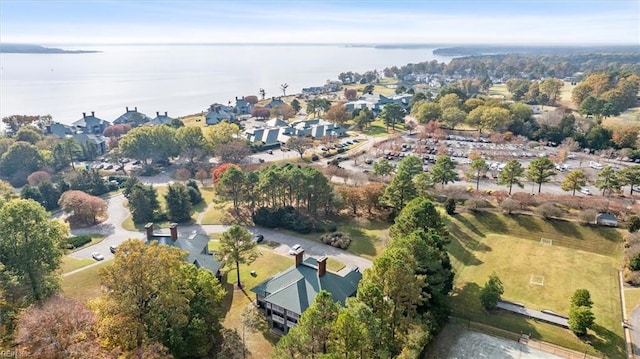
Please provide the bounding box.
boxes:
[579,188,592,196]
[92,252,105,261]
[288,244,302,255]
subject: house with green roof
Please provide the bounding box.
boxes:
[250,249,362,334]
[144,223,224,279]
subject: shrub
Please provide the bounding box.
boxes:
[629,252,640,271]
[445,198,456,215]
[465,198,489,212]
[579,209,598,225]
[64,235,92,249]
[534,203,563,219]
[252,206,320,234]
[320,231,352,249]
[500,199,521,215]
[628,215,640,233]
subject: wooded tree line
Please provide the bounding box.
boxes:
[273,197,454,358]
[382,53,640,82]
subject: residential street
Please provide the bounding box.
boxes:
[66,193,372,276]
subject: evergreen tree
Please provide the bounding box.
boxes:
[498,160,524,194]
[164,183,192,223]
[381,155,422,211]
[526,157,556,194]
[431,155,457,188]
[479,272,504,310]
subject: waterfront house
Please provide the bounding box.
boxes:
[147,111,175,126]
[234,96,253,115]
[113,107,152,127]
[244,118,343,146]
[144,223,224,279]
[264,97,286,109]
[72,112,111,135]
[205,104,236,125]
[45,122,107,155]
[250,249,361,334]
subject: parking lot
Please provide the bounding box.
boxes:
[340,133,636,195]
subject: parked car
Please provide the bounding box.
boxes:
[92,252,105,261]
[253,234,264,243]
[109,245,118,254]
[589,161,603,170]
[580,188,592,196]
[289,244,302,255]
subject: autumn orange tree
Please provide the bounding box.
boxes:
[92,240,225,358]
[59,190,107,225]
[16,296,106,359]
[211,163,239,185]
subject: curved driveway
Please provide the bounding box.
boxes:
[67,193,372,275]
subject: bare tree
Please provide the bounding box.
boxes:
[259,88,266,100]
[280,83,289,96]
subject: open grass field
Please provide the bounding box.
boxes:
[447,211,625,358]
[62,260,113,303]
[222,248,295,358]
[60,257,96,274]
[602,107,640,129]
[488,83,509,99]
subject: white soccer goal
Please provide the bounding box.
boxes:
[540,238,553,246]
[530,275,545,286]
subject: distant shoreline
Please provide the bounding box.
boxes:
[0,43,100,54]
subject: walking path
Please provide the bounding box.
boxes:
[497,300,569,328]
[620,271,637,358]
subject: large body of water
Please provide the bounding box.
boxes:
[0,44,454,124]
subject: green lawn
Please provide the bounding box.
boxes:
[625,288,640,316]
[61,259,113,303]
[222,250,295,358]
[326,258,345,273]
[447,212,625,358]
[60,257,96,274]
[279,217,390,260]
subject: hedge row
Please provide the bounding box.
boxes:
[64,235,92,249]
[252,206,336,234]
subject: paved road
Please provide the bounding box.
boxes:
[67,193,372,274]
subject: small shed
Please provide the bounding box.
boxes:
[596,213,618,227]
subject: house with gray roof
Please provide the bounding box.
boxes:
[147,111,175,126]
[205,104,236,126]
[244,118,343,146]
[264,97,286,109]
[144,223,224,279]
[113,107,151,127]
[234,96,253,115]
[251,249,361,334]
[45,122,107,155]
[72,112,111,135]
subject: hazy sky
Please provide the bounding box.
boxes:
[1,0,638,45]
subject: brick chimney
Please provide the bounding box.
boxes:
[126,106,129,112]
[317,256,327,277]
[169,223,178,241]
[295,249,304,267]
[91,111,95,116]
[134,106,137,111]
[82,112,86,118]
[145,223,154,241]
[164,111,168,116]
[156,111,160,117]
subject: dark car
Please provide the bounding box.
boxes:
[253,234,264,243]
[109,245,118,254]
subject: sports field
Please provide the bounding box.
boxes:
[447,211,625,357]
